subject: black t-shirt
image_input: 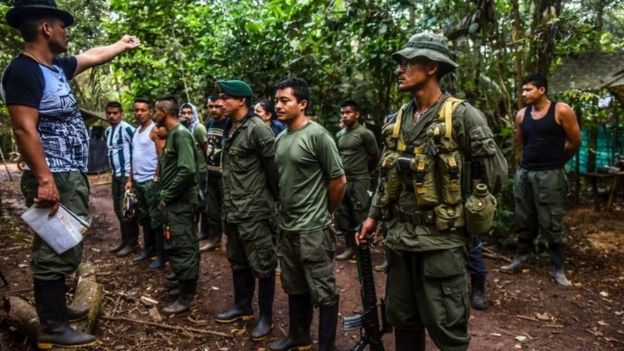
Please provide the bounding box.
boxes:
[1,54,88,172]
[205,117,230,174]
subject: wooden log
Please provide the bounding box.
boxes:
[3,296,38,340]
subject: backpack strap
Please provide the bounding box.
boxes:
[438,97,463,139]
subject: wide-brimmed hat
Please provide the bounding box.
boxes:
[392,32,457,76]
[6,0,75,29]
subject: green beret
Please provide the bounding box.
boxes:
[216,80,254,98]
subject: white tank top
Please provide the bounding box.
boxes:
[131,123,158,183]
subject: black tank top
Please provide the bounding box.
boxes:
[520,102,567,170]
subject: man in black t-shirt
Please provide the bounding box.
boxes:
[1,1,139,348]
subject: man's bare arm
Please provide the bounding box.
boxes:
[8,105,59,214]
[74,35,140,76]
[557,103,581,160]
[515,109,525,162]
[327,175,347,214]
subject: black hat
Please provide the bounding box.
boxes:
[6,0,75,29]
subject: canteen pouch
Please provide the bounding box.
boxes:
[438,151,462,205]
[465,183,497,236]
[434,203,465,232]
[410,154,439,207]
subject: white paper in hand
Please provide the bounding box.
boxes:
[21,204,89,254]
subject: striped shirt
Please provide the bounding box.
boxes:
[105,121,135,177]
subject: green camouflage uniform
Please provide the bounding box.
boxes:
[335,123,379,233]
[221,113,279,278]
[159,124,200,281]
[21,171,89,281]
[275,121,345,306]
[369,95,507,351]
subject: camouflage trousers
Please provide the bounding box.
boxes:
[21,171,88,281]
[279,227,338,306]
[513,168,568,245]
[386,247,470,351]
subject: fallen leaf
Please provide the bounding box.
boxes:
[600,291,609,298]
[515,335,527,342]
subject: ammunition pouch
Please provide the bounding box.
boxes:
[410,154,439,207]
[378,152,401,210]
[438,151,462,205]
[391,205,435,226]
[433,203,465,232]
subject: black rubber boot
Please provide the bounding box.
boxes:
[268,294,313,351]
[34,278,96,349]
[67,305,89,321]
[162,279,197,314]
[318,297,339,351]
[470,274,488,310]
[134,225,155,261]
[550,244,572,287]
[336,232,355,261]
[251,276,275,341]
[500,239,532,273]
[198,214,210,240]
[148,228,166,269]
[199,235,222,252]
[116,222,139,257]
[216,269,254,323]
[165,271,176,281]
[395,328,425,351]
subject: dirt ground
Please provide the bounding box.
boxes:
[1,165,623,351]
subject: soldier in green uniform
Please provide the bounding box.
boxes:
[357,33,507,351]
[269,78,346,351]
[179,102,210,240]
[335,99,379,261]
[215,80,279,341]
[154,96,200,314]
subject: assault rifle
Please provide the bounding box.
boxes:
[343,234,391,351]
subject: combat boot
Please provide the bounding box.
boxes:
[251,276,275,341]
[162,279,196,314]
[34,278,96,349]
[550,244,572,287]
[336,232,355,261]
[470,274,488,310]
[318,297,339,351]
[268,294,312,351]
[500,239,532,273]
[395,328,425,351]
[216,269,254,323]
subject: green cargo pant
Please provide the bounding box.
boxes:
[386,247,470,351]
[163,201,200,281]
[134,180,161,229]
[112,176,139,245]
[335,177,370,232]
[513,168,568,245]
[21,171,88,281]
[279,227,338,306]
[225,219,277,278]
[205,173,223,236]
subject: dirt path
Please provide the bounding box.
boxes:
[1,169,623,350]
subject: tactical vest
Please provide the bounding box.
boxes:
[378,97,466,232]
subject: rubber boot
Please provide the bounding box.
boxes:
[216,269,254,323]
[395,328,426,351]
[500,239,532,273]
[268,294,313,351]
[198,214,210,240]
[200,235,222,252]
[134,225,155,261]
[318,297,339,351]
[162,279,197,314]
[109,225,127,253]
[550,244,572,287]
[335,232,355,261]
[375,249,389,272]
[117,222,139,257]
[251,275,275,341]
[470,274,488,310]
[165,271,176,281]
[148,228,166,269]
[67,305,89,321]
[34,278,96,349]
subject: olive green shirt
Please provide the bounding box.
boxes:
[192,123,208,173]
[159,124,199,205]
[336,123,379,180]
[369,93,508,252]
[222,113,278,223]
[275,121,345,233]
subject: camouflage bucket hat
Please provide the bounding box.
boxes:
[392,32,458,76]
